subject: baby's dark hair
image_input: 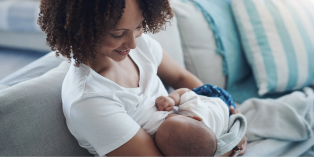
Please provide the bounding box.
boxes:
[156,117,217,156]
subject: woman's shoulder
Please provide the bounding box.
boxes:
[134,34,163,66]
[137,34,162,51]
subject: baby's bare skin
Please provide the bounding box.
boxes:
[155,88,190,111]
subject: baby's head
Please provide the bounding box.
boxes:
[155,114,217,156]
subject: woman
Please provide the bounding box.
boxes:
[38,0,245,156]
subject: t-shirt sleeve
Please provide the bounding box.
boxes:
[69,96,140,156]
[142,34,163,66]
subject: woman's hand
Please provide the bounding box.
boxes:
[229,106,240,115]
[229,106,247,156]
[155,96,175,111]
[237,136,247,156]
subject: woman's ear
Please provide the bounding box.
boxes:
[190,116,203,121]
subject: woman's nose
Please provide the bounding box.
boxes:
[124,33,137,49]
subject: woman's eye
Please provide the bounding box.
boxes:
[111,34,123,38]
[136,25,143,30]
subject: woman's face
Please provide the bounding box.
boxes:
[98,0,144,62]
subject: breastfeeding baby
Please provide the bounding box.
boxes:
[153,85,246,156]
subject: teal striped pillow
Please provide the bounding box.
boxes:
[231,0,314,96]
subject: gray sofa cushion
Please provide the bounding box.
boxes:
[0,61,92,156]
[0,84,8,90]
[147,14,185,68]
[0,51,66,86]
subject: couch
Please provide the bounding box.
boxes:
[1,0,314,156]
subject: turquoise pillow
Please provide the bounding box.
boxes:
[186,0,253,103]
[231,0,314,96]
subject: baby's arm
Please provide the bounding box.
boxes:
[168,88,190,106]
[155,88,190,111]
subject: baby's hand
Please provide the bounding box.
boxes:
[155,96,175,111]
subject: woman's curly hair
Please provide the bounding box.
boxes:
[38,0,173,67]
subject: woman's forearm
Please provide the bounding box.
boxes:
[107,128,163,156]
[171,70,203,90]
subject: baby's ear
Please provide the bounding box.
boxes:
[190,116,203,121]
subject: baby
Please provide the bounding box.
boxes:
[154,85,245,156]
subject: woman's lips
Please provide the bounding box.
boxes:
[115,49,130,55]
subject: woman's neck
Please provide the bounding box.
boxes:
[85,54,114,74]
[85,54,129,75]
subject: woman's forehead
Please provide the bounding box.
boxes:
[114,0,144,30]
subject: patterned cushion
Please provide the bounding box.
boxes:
[232,0,314,96]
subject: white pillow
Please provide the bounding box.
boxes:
[170,0,226,89]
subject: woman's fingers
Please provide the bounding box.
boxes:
[229,106,237,115]
[229,106,240,114]
[239,137,247,155]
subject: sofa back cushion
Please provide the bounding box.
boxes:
[0,0,42,32]
[170,0,227,89]
[232,0,314,96]
[147,14,185,68]
[0,51,66,86]
[0,84,8,90]
[0,61,92,156]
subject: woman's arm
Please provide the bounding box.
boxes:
[157,49,203,89]
[107,128,163,156]
[70,98,163,156]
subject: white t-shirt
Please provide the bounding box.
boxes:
[178,91,229,137]
[62,34,170,157]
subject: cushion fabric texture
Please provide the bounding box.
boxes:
[232,0,314,96]
[0,61,92,156]
[0,0,42,32]
[0,84,8,90]
[0,31,50,51]
[0,51,66,86]
[177,0,256,103]
[171,0,227,89]
[147,14,185,68]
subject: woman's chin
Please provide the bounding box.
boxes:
[112,50,130,62]
[112,54,128,62]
